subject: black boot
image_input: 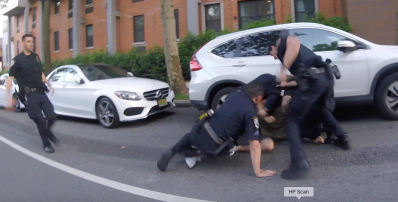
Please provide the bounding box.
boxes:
[43,146,55,153]
[157,150,175,172]
[281,159,311,180]
[334,135,351,150]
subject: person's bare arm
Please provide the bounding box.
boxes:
[249,140,275,177]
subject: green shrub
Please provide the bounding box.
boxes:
[298,12,351,32]
[241,17,275,30]
[50,12,351,82]
[0,70,8,75]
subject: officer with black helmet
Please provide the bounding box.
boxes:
[269,33,350,180]
[157,82,276,178]
[4,34,59,153]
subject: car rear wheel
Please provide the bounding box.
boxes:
[375,73,398,120]
[96,97,120,129]
[211,87,238,111]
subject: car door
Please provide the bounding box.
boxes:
[231,29,288,84]
[286,28,369,97]
[61,67,90,117]
[0,75,6,106]
[47,68,67,113]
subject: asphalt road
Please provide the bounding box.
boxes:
[0,105,398,202]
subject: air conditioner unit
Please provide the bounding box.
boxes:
[80,18,85,24]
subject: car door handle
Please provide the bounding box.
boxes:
[232,62,246,67]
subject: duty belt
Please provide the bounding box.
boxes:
[24,87,37,94]
[311,67,325,74]
[203,121,237,156]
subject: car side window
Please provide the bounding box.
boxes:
[211,39,239,58]
[49,68,67,82]
[287,28,363,52]
[238,30,283,57]
[64,68,78,83]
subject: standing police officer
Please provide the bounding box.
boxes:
[269,34,350,180]
[5,34,59,153]
[157,83,276,178]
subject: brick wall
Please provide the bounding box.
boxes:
[8,0,351,62]
[342,0,397,45]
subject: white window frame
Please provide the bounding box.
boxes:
[201,1,224,32]
[290,0,319,22]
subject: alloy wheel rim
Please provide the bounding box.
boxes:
[217,94,228,109]
[385,81,398,114]
[98,101,114,126]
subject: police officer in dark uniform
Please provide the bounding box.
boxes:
[5,34,59,153]
[156,83,276,178]
[269,34,350,180]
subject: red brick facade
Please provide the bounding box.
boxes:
[7,0,396,62]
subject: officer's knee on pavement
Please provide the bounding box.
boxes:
[261,138,274,152]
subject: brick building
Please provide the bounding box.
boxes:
[1,0,397,68]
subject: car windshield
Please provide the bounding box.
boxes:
[77,64,129,81]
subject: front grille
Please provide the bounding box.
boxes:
[143,88,169,101]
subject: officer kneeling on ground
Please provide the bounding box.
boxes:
[156,83,276,178]
[4,34,59,153]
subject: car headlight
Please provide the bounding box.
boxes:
[114,91,141,101]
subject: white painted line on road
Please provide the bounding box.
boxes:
[0,135,213,202]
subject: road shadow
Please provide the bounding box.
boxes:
[54,110,177,128]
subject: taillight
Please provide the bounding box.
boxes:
[190,41,209,72]
[190,55,202,71]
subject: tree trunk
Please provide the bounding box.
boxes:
[161,0,188,95]
[42,0,52,75]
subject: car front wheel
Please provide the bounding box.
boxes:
[375,73,398,120]
[211,87,238,111]
[96,97,120,129]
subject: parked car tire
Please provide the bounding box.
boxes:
[211,87,238,111]
[375,73,398,120]
[96,97,120,129]
[13,94,22,112]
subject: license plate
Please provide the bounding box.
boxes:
[157,99,167,107]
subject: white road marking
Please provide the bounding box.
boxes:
[0,135,213,202]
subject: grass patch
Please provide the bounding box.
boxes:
[175,94,189,100]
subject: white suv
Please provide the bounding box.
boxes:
[189,22,398,120]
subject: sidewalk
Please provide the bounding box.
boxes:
[174,81,193,108]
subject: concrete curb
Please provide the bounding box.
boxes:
[174,100,193,108]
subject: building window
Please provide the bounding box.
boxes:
[16,16,19,33]
[133,15,144,43]
[17,41,19,53]
[86,25,94,47]
[132,0,144,2]
[55,0,60,15]
[204,4,221,32]
[54,31,60,51]
[32,7,37,28]
[69,28,73,50]
[68,0,73,18]
[174,10,179,39]
[238,0,275,29]
[85,0,94,13]
[294,0,315,22]
[33,36,36,53]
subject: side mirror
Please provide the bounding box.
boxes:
[337,40,357,53]
[74,75,84,84]
[127,72,134,77]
